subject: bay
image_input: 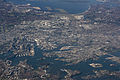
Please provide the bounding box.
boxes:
[6,0,98,14]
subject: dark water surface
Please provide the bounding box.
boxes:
[1,46,120,79]
[1,0,120,79]
[6,0,99,14]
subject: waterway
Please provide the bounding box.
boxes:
[0,45,120,79]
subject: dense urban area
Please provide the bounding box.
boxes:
[0,0,120,80]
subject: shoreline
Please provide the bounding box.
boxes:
[6,0,98,14]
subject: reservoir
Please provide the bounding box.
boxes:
[1,45,120,79]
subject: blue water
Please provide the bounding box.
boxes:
[1,46,120,79]
[6,0,98,14]
[1,0,120,79]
